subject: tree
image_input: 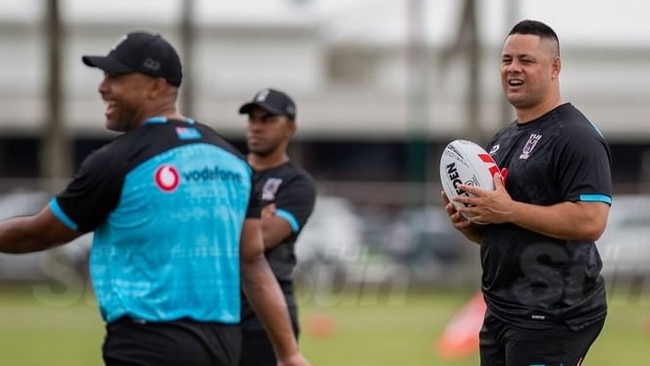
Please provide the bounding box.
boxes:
[41,0,71,192]
[439,0,482,143]
[179,0,196,117]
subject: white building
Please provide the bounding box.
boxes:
[1,0,650,143]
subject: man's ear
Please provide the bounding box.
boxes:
[148,78,169,99]
[551,56,561,80]
[287,119,297,136]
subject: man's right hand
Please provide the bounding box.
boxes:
[441,191,482,244]
[278,353,312,366]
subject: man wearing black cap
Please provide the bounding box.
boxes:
[238,88,317,366]
[0,32,310,366]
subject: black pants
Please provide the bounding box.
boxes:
[239,324,299,366]
[103,317,241,366]
[479,312,605,366]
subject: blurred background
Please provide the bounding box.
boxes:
[0,0,649,365]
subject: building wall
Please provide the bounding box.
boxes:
[2,20,650,142]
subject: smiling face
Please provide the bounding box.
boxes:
[500,33,561,118]
[97,72,158,132]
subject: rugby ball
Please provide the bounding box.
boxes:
[439,139,499,221]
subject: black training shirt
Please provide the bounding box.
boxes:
[481,103,612,330]
[240,161,317,331]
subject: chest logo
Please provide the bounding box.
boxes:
[262,178,283,201]
[489,144,500,155]
[519,133,542,160]
[154,165,180,192]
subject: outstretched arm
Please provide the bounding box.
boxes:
[0,204,82,254]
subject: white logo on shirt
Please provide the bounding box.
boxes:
[520,134,542,160]
[262,178,283,200]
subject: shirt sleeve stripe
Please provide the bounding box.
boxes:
[275,209,300,233]
[579,194,612,205]
[49,198,79,231]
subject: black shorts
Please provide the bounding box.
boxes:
[239,329,276,366]
[479,311,605,366]
[239,323,299,366]
[103,317,241,366]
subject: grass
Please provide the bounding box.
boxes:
[0,284,647,365]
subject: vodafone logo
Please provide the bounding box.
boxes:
[154,165,180,192]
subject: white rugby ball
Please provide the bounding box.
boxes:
[439,139,498,221]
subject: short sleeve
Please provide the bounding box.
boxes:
[273,173,317,233]
[53,147,125,232]
[555,130,612,204]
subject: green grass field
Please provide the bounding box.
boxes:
[0,284,647,365]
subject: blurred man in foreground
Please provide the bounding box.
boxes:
[0,31,310,366]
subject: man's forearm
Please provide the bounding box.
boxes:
[461,227,483,245]
[508,201,608,241]
[0,216,55,253]
[241,256,299,360]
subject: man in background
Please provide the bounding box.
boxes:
[238,88,317,366]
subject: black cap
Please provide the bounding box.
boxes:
[239,88,296,120]
[82,31,183,87]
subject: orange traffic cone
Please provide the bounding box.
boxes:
[304,313,338,339]
[435,292,486,360]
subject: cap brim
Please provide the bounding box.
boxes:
[238,102,284,116]
[82,55,133,74]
